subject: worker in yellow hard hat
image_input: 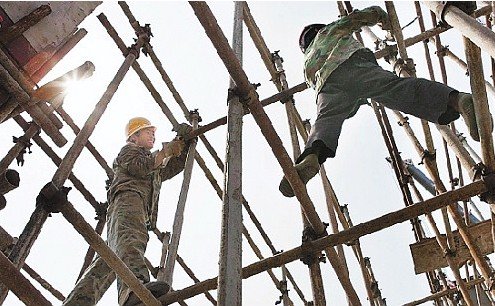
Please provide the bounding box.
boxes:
[63,117,193,306]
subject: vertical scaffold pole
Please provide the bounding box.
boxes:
[162,112,200,285]
[217,3,244,306]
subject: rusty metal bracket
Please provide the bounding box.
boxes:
[397,115,409,127]
[12,133,35,167]
[274,280,289,305]
[393,57,416,76]
[480,171,495,203]
[35,182,71,213]
[300,225,326,266]
[188,109,202,123]
[95,202,108,221]
[418,149,436,165]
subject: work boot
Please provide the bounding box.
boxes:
[457,93,480,142]
[123,281,170,306]
[279,153,320,198]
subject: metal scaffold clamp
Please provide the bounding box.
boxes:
[418,149,436,165]
[95,201,108,221]
[36,182,71,214]
[393,57,416,77]
[300,224,327,266]
[480,168,495,203]
[12,126,37,166]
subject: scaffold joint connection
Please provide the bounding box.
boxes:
[36,182,71,213]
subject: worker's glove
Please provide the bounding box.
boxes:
[173,123,193,137]
[161,137,185,158]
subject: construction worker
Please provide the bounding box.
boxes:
[279,5,490,197]
[63,117,192,306]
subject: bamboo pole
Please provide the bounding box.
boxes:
[439,45,495,97]
[373,4,492,60]
[14,116,102,211]
[187,82,307,140]
[5,61,96,121]
[189,2,361,304]
[0,225,65,301]
[268,36,326,306]
[0,251,52,306]
[31,29,88,83]
[0,49,67,147]
[51,33,146,187]
[0,122,38,174]
[424,2,495,60]
[464,38,495,179]
[76,218,106,281]
[162,113,199,285]
[217,4,244,304]
[403,278,485,306]
[155,180,486,305]
[56,106,113,179]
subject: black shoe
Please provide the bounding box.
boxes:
[123,281,170,306]
[279,154,320,198]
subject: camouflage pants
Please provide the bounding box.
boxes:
[62,191,150,306]
[301,49,456,162]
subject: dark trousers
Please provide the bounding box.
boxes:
[300,49,457,163]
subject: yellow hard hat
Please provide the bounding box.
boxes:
[125,117,156,140]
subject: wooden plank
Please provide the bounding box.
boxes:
[410,219,494,274]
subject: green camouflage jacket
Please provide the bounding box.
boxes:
[304,6,388,94]
[107,142,188,230]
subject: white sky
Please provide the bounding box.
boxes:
[1,1,494,305]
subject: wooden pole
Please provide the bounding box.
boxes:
[217,4,244,305]
[424,2,495,60]
[0,49,67,147]
[31,29,88,83]
[162,114,199,285]
[0,251,52,306]
[0,122,38,173]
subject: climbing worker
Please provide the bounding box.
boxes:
[279,5,491,197]
[63,117,192,306]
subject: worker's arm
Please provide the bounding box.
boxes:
[337,6,389,34]
[154,138,185,169]
[159,140,190,181]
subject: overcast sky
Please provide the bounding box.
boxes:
[1,1,494,305]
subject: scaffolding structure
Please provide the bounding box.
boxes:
[1,1,495,305]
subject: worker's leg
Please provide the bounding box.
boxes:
[280,82,360,197]
[339,49,457,124]
[62,255,116,306]
[107,191,150,306]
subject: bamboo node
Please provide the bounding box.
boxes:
[36,182,71,214]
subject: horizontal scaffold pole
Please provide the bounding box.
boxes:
[155,180,487,304]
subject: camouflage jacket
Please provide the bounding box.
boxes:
[304,6,388,94]
[107,142,189,230]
